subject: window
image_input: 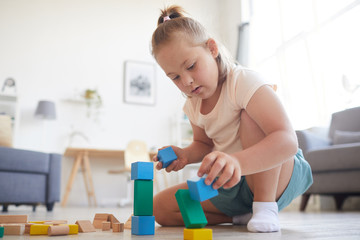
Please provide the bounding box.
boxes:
[246,0,360,129]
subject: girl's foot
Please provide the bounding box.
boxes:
[247,202,280,232]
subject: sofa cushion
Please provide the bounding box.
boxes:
[333,130,360,145]
[0,147,49,174]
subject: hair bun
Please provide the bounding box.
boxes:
[157,5,186,25]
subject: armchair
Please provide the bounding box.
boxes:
[296,106,360,211]
[0,146,62,212]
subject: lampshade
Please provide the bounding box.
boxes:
[35,100,56,120]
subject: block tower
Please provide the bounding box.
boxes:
[131,161,155,235]
[175,176,218,240]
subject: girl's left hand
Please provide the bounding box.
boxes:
[197,151,241,190]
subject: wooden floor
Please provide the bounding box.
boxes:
[2,205,360,239]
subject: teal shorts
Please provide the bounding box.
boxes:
[209,149,313,217]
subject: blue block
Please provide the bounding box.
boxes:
[131,216,155,235]
[131,162,154,180]
[157,147,177,168]
[187,176,218,202]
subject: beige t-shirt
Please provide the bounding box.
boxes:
[183,66,268,154]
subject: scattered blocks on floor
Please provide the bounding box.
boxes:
[0,215,28,224]
[131,162,154,180]
[1,224,23,235]
[131,216,155,235]
[93,213,110,229]
[175,189,208,229]
[157,147,177,168]
[30,224,78,235]
[112,222,124,232]
[102,221,111,231]
[47,225,70,236]
[184,228,213,240]
[134,180,153,216]
[75,220,96,233]
[187,176,218,202]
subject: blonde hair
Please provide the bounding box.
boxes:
[151,5,234,83]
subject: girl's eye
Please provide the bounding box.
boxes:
[171,75,180,81]
[187,63,195,70]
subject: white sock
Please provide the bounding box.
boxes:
[247,202,280,233]
[232,213,252,225]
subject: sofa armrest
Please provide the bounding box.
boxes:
[305,142,360,172]
[296,130,331,154]
[47,153,62,203]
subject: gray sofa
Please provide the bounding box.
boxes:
[296,106,360,211]
[0,146,62,212]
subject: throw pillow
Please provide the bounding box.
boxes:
[333,130,360,145]
[0,115,13,147]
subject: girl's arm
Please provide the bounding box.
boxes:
[198,85,298,188]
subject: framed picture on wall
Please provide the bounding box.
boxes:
[124,61,156,105]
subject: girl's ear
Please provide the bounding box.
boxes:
[206,38,219,58]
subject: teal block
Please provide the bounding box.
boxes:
[131,216,155,235]
[131,161,154,180]
[134,180,153,216]
[175,189,207,228]
[0,226,3,238]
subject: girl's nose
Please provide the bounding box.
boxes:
[182,75,193,86]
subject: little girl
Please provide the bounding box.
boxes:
[151,5,312,232]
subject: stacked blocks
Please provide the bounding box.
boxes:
[157,147,177,168]
[131,161,155,235]
[175,189,208,228]
[175,175,218,240]
[187,176,218,202]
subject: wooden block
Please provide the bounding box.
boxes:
[112,222,124,232]
[184,228,213,240]
[44,220,68,225]
[29,221,45,224]
[131,162,154,180]
[2,224,24,235]
[25,223,34,234]
[109,214,120,228]
[75,220,96,233]
[175,189,207,228]
[30,224,51,235]
[134,180,153,216]
[67,224,79,234]
[0,215,28,224]
[93,213,110,229]
[131,216,155,235]
[102,221,111,231]
[48,225,69,236]
[124,215,132,230]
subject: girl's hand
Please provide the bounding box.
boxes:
[152,145,189,172]
[197,151,241,190]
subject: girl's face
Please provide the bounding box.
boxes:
[156,36,220,100]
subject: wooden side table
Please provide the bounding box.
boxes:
[61,148,125,207]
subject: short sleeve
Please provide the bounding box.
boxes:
[229,68,269,109]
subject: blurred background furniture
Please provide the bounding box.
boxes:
[0,146,62,212]
[296,106,360,211]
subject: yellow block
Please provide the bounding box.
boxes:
[184,228,212,240]
[30,224,78,235]
[29,221,45,224]
[30,224,51,235]
[67,224,79,234]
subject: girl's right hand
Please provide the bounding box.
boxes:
[152,145,189,172]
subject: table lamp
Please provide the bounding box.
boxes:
[35,100,56,120]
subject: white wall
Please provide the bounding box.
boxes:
[0,0,240,206]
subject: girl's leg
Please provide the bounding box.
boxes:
[153,182,232,226]
[238,111,294,232]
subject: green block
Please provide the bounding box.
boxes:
[134,180,153,216]
[175,189,207,228]
[0,226,3,238]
